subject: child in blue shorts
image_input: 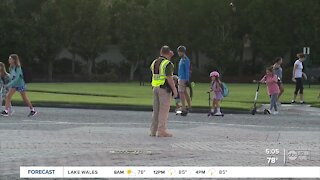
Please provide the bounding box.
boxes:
[1,54,37,117]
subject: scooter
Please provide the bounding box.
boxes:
[207,91,224,117]
[251,81,270,115]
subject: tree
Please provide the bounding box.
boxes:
[0,0,39,62]
[0,0,17,58]
[70,0,110,76]
[1,0,320,81]
[194,0,238,74]
[32,0,66,81]
[112,0,153,80]
[58,0,79,75]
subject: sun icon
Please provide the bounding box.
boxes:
[127,169,132,175]
[168,169,175,176]
[209,169,216,176]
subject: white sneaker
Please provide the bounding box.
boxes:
[213,112,224,116]
[273,111,279,115]
[264,109,271,114]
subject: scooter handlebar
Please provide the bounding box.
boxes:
[252,80,262,84]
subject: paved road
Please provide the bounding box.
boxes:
[0,105,319,179]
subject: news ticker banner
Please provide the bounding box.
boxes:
[21,166,320,178]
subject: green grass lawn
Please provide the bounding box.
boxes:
[11,82,320,110]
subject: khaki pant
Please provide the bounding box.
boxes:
[150,87,171,134]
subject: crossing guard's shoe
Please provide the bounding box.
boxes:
[157,131,173,137]
[1,110,9,117]
[149,131,157,137]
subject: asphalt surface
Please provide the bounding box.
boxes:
[0,105,319,179]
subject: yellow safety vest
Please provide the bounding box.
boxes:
[150,58,173,87]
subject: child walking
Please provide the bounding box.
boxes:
[292,53,307,104]
[1,54,37,117]
[173,75,182,110]
[272,57,284,101]
[0,62,13,115]
[209,71,224,116]
[260,67,280,115]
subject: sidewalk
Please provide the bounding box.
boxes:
[0,107,319,179]
[258,103,320,116]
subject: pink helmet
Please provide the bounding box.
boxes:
[210,71,220,77]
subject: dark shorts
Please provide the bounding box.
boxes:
[294,78,303,94]
[14,86,27,92]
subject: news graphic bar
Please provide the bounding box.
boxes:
[21,166,320,178]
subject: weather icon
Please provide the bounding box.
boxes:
[209,169,216,176]
[127,169,132,174]
[168,169,175,176]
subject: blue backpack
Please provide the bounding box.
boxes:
[222,82,229,97]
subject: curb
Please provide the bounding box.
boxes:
[28,90,131,98]
[12,102,249,114]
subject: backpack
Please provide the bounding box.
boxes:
[221,82,229,97]
[15,67,32,83]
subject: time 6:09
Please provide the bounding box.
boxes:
[265,149,280,155]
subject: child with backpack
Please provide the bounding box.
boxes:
[209,71,224,116]
[259,66,280,115]
[0,62,13,115]
[1,54,37,117]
